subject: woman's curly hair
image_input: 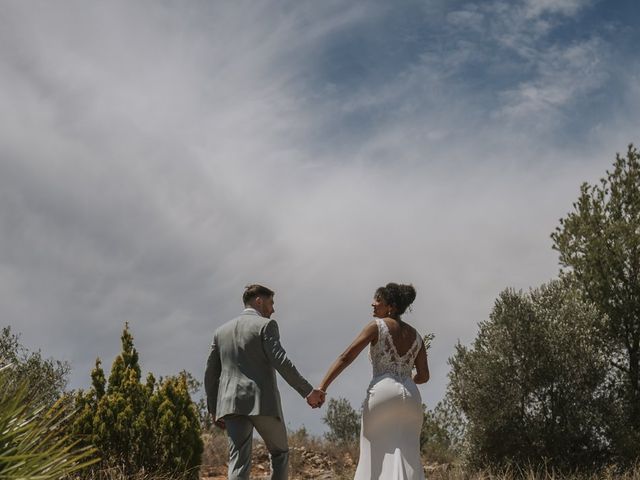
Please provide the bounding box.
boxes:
[375,283,416,316]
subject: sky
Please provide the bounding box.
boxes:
[1,0,639,434]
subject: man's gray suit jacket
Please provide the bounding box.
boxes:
[204,310,313,421]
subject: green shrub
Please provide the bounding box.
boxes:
[72,324,203,479]
[322,397,361,445]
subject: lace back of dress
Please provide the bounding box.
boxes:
[370,318,422,379]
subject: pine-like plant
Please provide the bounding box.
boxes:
[72,324,202,479]
[150,373,203,477]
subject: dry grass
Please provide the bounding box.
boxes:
[72,461,640,480]
[422,464,640,480]
[200,429,228,478]
[68,466,184,480]
[75,431,640,479]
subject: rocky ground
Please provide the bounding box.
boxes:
[201,442,450,479]
[201,442,356,479]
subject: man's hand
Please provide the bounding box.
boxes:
[214,418,226,430]
[306,388,326,409]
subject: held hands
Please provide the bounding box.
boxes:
[213,417,226,430]
[306,388,326,409]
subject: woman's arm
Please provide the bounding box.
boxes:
[412,341,429,384]
[318,321,378,393]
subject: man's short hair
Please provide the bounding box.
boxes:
[243,284,275,305]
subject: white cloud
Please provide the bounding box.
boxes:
[446,8,485,31]
[499,37,608,119]
[524,0,594,18]
[0,0,638,435]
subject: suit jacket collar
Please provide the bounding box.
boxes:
[242,307,262,317]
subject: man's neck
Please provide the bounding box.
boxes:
[243,306,261,316]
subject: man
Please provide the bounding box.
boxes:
[205,284,325,480]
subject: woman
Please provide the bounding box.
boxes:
[318,283,430,480]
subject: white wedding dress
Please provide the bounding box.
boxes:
[354,318,425,480]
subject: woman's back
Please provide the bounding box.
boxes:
[380,318,419,357]
[370,318,422,380]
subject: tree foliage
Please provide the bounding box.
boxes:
[420,332,465,463]
[448,280,611,469]
[420,396,465,464]
[322,397,361,445]
[149,374,204,474]
[551,144,640,460]
[174,369,214,432]
[72,323,203,479]
[0,326,69,407]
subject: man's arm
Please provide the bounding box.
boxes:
[262,320,315,399]
[204,334,222,425]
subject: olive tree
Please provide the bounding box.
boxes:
[448,280,611,469]
[0,326,69,407]
[551,144,640,460]
[420,396,465,464]
[322,397,361,445]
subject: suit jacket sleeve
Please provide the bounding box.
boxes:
[262,320,314,398]
[204,333,222,416]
